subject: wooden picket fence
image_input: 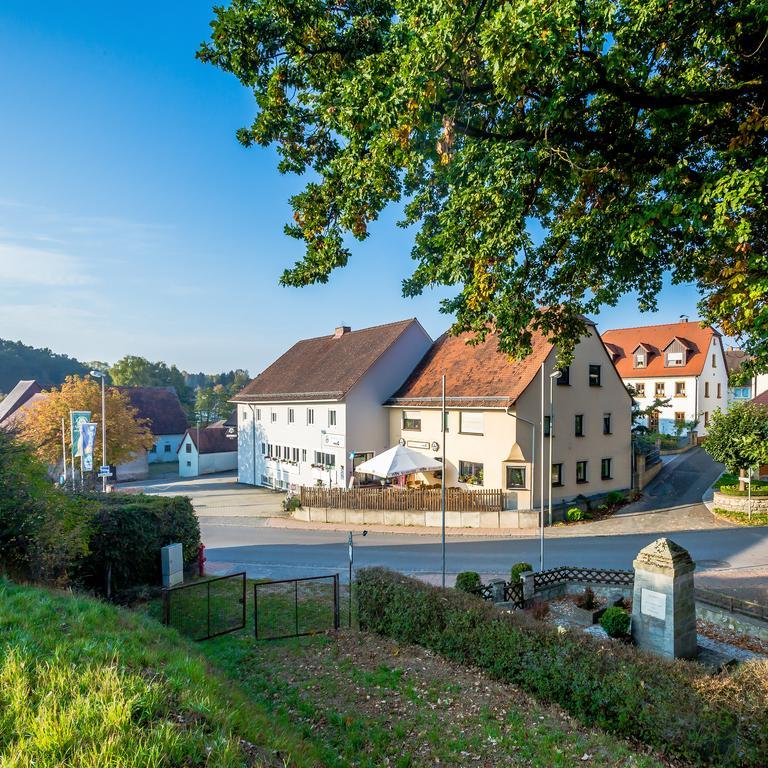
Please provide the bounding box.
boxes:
[299,485,504,512]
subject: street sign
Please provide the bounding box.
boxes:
[98,465,112,478]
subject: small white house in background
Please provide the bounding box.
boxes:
[232,319,433,489]
[602,320,729,437]
[178,420,238,477]
[724,347,768,404]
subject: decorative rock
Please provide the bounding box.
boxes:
[631,538,697,658]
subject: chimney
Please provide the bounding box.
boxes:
[333,325,351,339]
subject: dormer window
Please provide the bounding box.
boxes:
[634,352,646,368]
[663,337,689,368]
[666,351,684,367]
[632,345,649,368]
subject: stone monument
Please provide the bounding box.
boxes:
[161,542,184,588]
[631,538,697,659]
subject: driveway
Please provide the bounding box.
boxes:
[620,447,723,514]
[117,472,285,518]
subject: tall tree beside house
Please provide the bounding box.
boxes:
[199,0,768,370]
[18,376,154,467]
[703,402,768,490]
[108,356,193,409]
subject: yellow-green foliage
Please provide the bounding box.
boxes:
[0,579,314,767]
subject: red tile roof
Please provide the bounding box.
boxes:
[117,386,188,436]
[233,319,427,403]
[601,321,720,378]
[725,348,750,376]
[388,328,556,408]
[752,391,768,407]
[182,424,237,454]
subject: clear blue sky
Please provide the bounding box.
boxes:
[0,2,706,375]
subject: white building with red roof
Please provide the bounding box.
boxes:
[601,319,729,437]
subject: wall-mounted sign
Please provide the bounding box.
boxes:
[398,438,406,446]
[431,441,439,451]
[225,426,237,439]
[407,440,430,450]
[323,433,345,448]
[641,588,667,620]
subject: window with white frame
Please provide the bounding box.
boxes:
[459,411,484,435]
[402,410,421,431]
[666,351,684,366]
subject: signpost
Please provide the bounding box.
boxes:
[347,530,367,627]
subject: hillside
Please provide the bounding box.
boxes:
[0,579,319,767]
[0,338,88,393]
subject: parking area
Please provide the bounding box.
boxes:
[117,472,286,518]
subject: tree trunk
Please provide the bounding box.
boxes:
[739,468,747,492]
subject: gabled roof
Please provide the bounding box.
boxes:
[117,386,188,436]
[662,336,693,351]
[601,321,719,378]
[387,327,558,408]
[232,319,428,403]
[725,348,750,376]
[181,425,237,454]
[0,380,43,424]
[631,342,654,354]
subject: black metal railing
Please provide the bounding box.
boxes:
[162,572,246,641]
[254,574,340,640]
[533,566,634,590]
[504,582,524,607]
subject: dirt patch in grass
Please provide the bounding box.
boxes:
[225,629,679,767]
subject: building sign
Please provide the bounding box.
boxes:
[323,433,345,448]
[641,588,667,620]
[225,426,237,439]
[407,440,431,450]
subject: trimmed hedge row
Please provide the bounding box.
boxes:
[357,568,768,767]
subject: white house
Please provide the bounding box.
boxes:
[232,320,433,489]
[724,347,768,404]
[602,320,729,437]
[178,421,238,477]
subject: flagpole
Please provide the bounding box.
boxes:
[61,417,67,488]
[539,362,544,571]
[441,374,446,589]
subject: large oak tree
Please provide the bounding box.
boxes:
[199,0,767,371]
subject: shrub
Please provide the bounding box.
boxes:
[282,495,302,511]
[716,484,768,497]
[357,568,768,767]
[78,493,201,596]
[455,571,482,593]
[600,606,631,638]
[566,506,583,522]
[574,587,598,610]
[605,491,625,506]
[510,562,532,583]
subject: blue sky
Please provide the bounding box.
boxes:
[0,2,705,374]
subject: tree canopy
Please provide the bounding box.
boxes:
[19,376,154,467]
[0,338,87,393]
[199,0,768,369]
[703,401,768,484]
[108,356,192,407]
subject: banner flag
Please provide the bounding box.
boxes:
[80,422,98,471]
[70,411,91,458]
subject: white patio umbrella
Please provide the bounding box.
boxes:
[353,444,442,479]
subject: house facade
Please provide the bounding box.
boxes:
[178,421,238,477]
[602,320,729,437]
[386,321,632,511]
[232,320,433,490]
[724,347,768,404]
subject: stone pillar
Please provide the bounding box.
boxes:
[520,571,535,603]
[631,538,697,659]
[489,578,506,603]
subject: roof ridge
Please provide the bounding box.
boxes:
[294,317,417,344]
[602,320,711,333]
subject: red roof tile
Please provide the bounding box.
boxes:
[388,329,555,408]
[117,386,188,435]
[601,321,719,378]
[752,391,768,407]
[183,425,237,454]
[233,319,426,403]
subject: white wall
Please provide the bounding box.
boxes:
[199,450,237,475]
[178,434,198,477]
[625,375,699,435]
[148,434,184,464]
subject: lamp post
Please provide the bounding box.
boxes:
[90,370,107,492]
[548,370,562,528]
[347,529,368,627]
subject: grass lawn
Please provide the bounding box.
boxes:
[152,577,670,767]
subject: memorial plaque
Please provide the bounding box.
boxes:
[641,588,667,620]
[161,543,184,588]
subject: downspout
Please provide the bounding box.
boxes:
[249,404,257,486]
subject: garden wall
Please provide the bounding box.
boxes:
[712,491,768,514]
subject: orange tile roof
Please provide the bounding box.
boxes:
[387,329,555,408]
[601,321,719,378]
[752,391,768,407]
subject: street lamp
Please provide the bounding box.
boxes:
[548,370,562,528]
[90,370,108,492]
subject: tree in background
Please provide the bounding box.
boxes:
[199,0,768,370]
[0,338,87,392]
[108,355,193,409]
[194,384,232,426]
[18,376,154,468]
[703,402,768,490]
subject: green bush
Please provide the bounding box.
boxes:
[605,491,625,506]
[565,506,583,522]
[509,562,532,583]
[357,568,768,767]
[282,495,302,511]
[455,571,481,593]
[600,607,631,638]
[78,493,200,596]
[713,508,768,526]
[717,485,768,497]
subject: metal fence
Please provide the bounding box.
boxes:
[533,566,634,590]
[163,572,246,641]
[254,574,340,640]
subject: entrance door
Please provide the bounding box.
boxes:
[353,452,375,484]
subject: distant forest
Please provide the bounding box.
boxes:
[0,339,88,394]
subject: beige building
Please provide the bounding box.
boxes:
[386,321,632,511]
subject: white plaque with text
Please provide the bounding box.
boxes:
[641,588,667,620]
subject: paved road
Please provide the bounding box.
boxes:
[621,447,723,514]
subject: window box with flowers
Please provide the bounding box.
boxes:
[458,461,484,486]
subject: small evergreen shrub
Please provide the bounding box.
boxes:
[509,562,532,583]
[600,606,631,638]
[566,506,583,522]
[455,571,481,593]
[605,491,625,506]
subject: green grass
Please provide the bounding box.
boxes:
[714,472,768,494]
[0,578,324,767]
[713,508,768,526]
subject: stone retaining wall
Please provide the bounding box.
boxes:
[712,491,768,514]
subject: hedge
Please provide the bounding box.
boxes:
[357,568,768,767]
